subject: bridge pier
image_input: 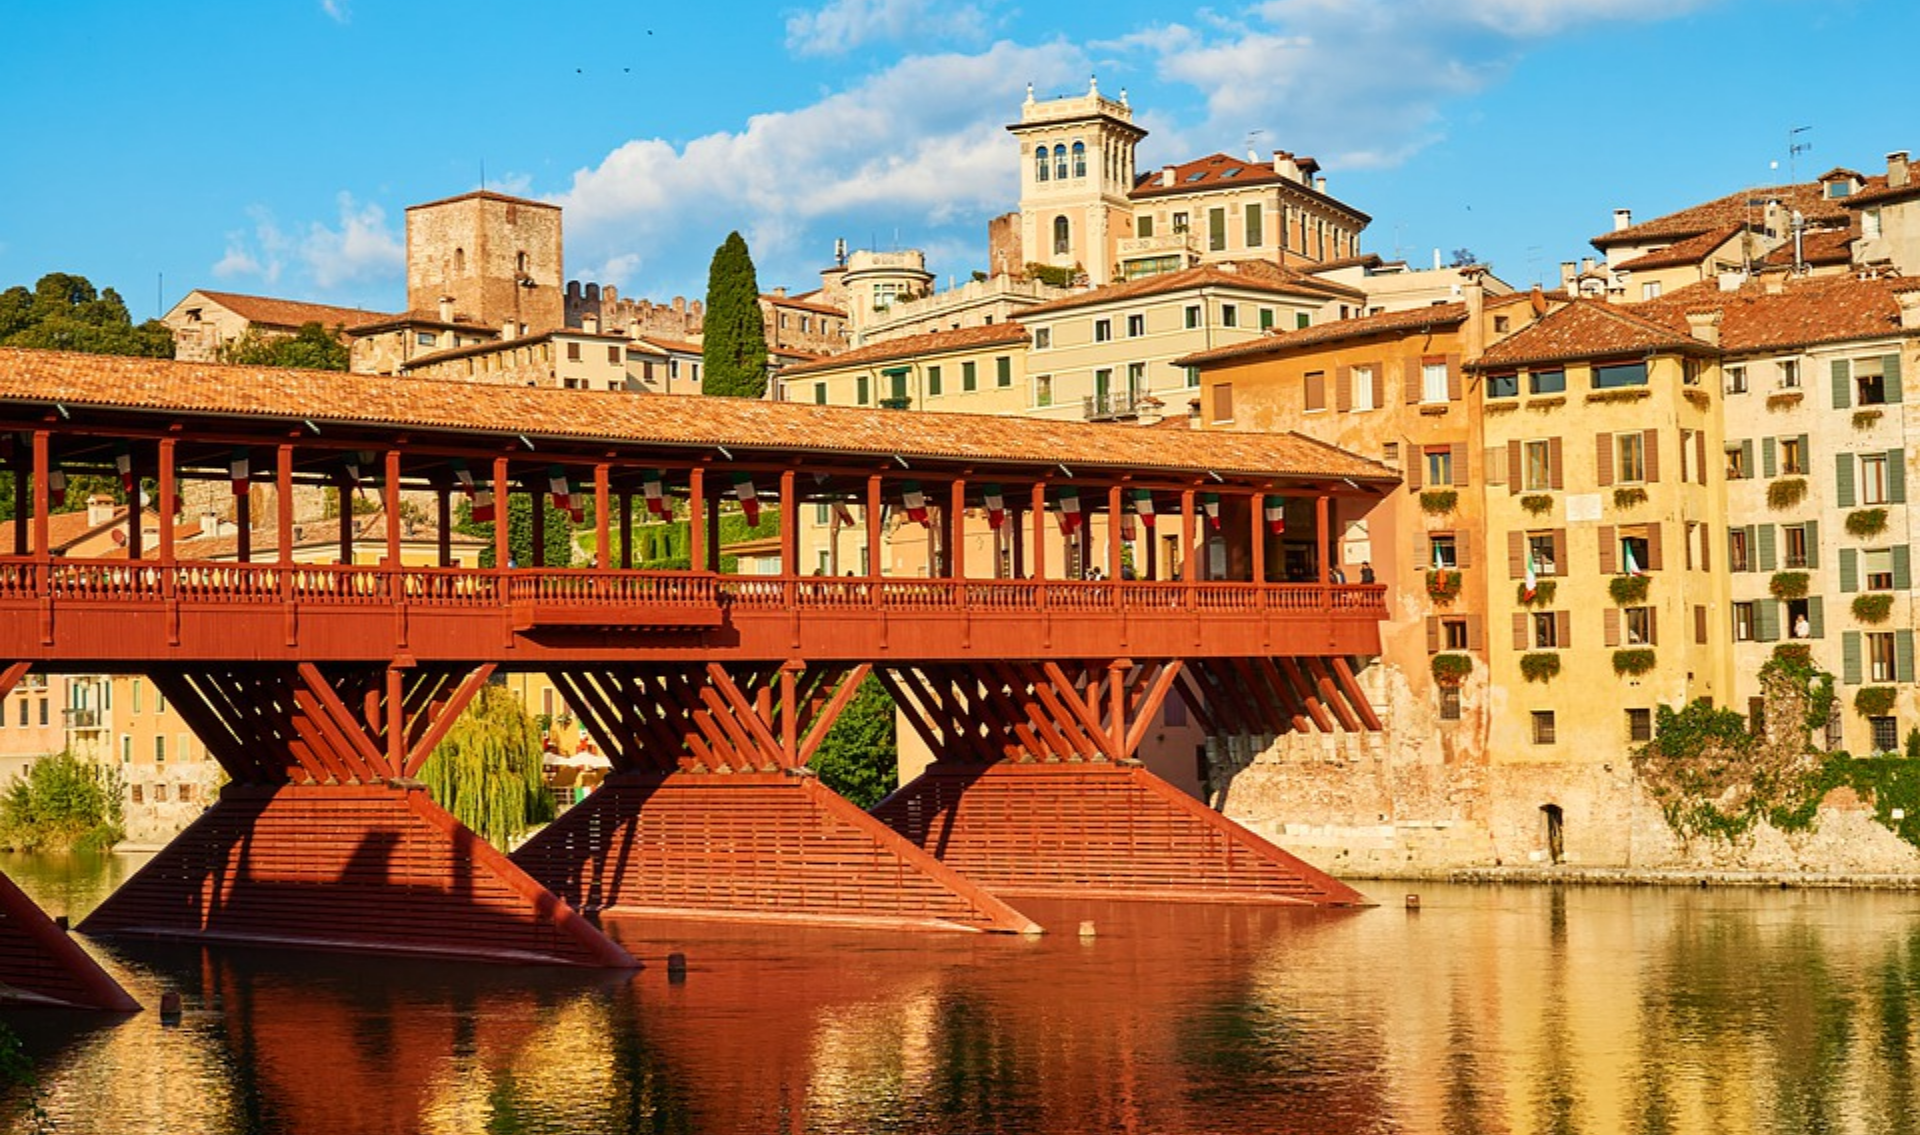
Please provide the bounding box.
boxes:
[79,663,634,967]
[871,659,1372,907]
[511,663,1040,933]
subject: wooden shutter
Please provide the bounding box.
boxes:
[1304,370,1326,411]
[1596,431,1614,486]
[1450,443,1468,488]
[1647,607,1659,646]
[1755,600,1778,643]
[1509,531,1525,580]
[1406,449,1423,491]
[1487,445,1508,486]
[1899,630,1915,683]
[1695,430,1707,484]
[1556,610,1571,648]
[1762,437,1777,478]
[1507,440,1522,494]
[1466,615,1483,651]
[1895,545,1912,590]
[1512,612,1528,651]
[1804,520,1819,569]
[1888,447,1906,503]
[1646,522,1664,571]
[1404,359,1421,405]
[1549,437,1565,489]
[1701,524,1711,572]
[1371,365,1386,409]
[1446,353,1463,401]
[1552,530,1568,573]
[1695,605,1708,645]
[1839,547,1858,593]
[1598,525,1617,574]
[1836,453,1855,508]
[1843,630,1862,684]
[1455,531,1472,568]
[1741,440,1754,479]
[1335,365,1352,412]
[1885,352,1903,404]
[1604,608,1620,647]
[1757,524,1776,572]
[1644,429,1660,482]
[1798,433,1812,475]
[1427,617,1441,654]
[1832,358,1851,409]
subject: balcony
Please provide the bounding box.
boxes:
[63,707,102,730]
[1084,389,1144,422]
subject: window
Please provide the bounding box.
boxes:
[1532,611,1558,649]
[1780,359,1800,389]
[1530,369,1566,395]
[131,785,142,805]
[1528,534,1558,575]
[1094,319,1112,343]
[1071,141,1086,178]
[1036,145,1050,182]
[1126,362,1145,400]
[1532,711,1557,744]
[669,359,681,379]
[1861,453,1890,504]
[1430,535,1458,569]
[1729,529,1751,572]
[1488,372,1519,399]
[1780,436,1805,475]
[1620,534,1650,575]
[1865,208,1885,241]
[1184,305,1201,329]
[927,365,943,397]
[1872,715,1899,753]
[996,357,1012,388]
[1856,357,1887,406]
[1616,432,1646,483]
[132,680,142,715]
[1053,215,1070,256]
[1628,708,1653,742]
[1034,375,1053,408]
[1869,632,1898,683]
[1726,445,1749,480]
[1211,383,1234,423]
[1593,362,1649,389]
[1172,212,1190,234]
[15,701,22,727]
[813,384,827,405]
[1304,370,1327,412]
[1440,687,1462,722]
[1642,281,1663,300]
[856,375,869,405]
[1523,441,1553,491]
[1034,327,1051,349]
[1137,216,1155,239]
[566,342,582,362]
[1425,448,1453,487]
[603,345,618,364]
[1245,203,1264,247]
[417,332,438,347]
[1784,525,1808,569]
[155,736,165,763]
[1443,619,1469,650]
[1208,207,1227,252]
[1055,148,1069,181]
[1351,365,1374,412]
[1296,312,1311,330]
[1421,362,1449,404]
[1865,549,1895,591]
[1625,607,1654,645]
[1126,314,1145,338]
[37,700,46,726]
[962,361,978,392]
[1494,315,1511,333]
[1733,601,1755,641]
[1221,305,1238,328]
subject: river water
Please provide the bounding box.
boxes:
[1,852,1917,1134]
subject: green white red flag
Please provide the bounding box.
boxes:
[1264,495,1286,535]
[733,472,760,526]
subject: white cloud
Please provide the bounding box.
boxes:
[210,206,288,285]
[786,0,990,56]
[321,0,349,24]
[299,193,404,290]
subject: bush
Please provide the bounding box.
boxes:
[1608,574,1650,605]
[1846,508,1889,538]
[0,752,123,852]
[1612,648,1657,676]
[1768,571,1809,601]
[1766,478,1807,510]
[1853,593,1894,624]
[1520,653,1561,683]
[1430,653,1473,687]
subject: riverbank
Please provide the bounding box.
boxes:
[1356,865,1920,890]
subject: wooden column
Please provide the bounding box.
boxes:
[865,473,883,579]
[337,476,353,565]
[948,479,967,580]
[1010,505,1025,579]
[30,430,47,563]
[276,443,294,566]
[618,490,633,569]
[236,466,252,563]
[529,475,546,568]
[383,449,402,568]
[780,660,802,762]
[386,664,406,780]
[157,438,177,567]
[1030,482,1047,581]
[10,446,26,556]
[780,469,797,576]
[1107,485,1124,580]
[705,490,721,574]
[1250,490,1265,584]
[594,463,611,571]
[1316,494,1330,585]
[1180,489,1197,583]
[436,487,452,567]
[688,467,706,571]
[126,449,143,562]
[491,457,510,571]
[1108,658,1129,757]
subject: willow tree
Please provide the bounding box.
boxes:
[701,231,768,398]
[420,684,553,847]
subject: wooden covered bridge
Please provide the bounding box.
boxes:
[0,346,1396,1007]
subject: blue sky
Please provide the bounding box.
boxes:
[2,0,1913,321]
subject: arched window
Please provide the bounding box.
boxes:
[516,250,529,274]
[453,247,466,275]
[1053,215,1071,256]
[1036,145,1050,182]
[1072,141,1086,179]
[1054,146,1069,181]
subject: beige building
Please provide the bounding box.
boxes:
[399,325,642,391]
[164,290,390,363]
[405,190,564,335]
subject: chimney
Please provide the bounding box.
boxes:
[200,512,220,538]
[1461,266,1487,360]
[1160,166,1176,188]
[1685,311,1721,347]
[1273,151,1300,182]
[1580,257,1595,277]
[1314,176,1328,194]
[438,296,454,323]
[1899,290,1920,330]
[773,286,788,298]
[1433,248,1443,271]
[1613,208,1633,232]
[1890,151,1911,189]
[583,314,599,335]
[502,320,516,339]
[87,494,116,527]
[1560,261,1577,290]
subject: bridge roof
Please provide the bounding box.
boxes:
[0,348,1395,486]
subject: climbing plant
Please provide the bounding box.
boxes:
[1608,575,1650,605]
[1612,486,1648,509]
[1765,478,1808,510]
[1854,686,1898,718]
[1520,494,1554,516]
[1612,648,1657,676]
[1846,508,1889,538]
[1519,653,1561,683]
[1418,490,1457,515]
[1853,593,1894,624]
[1769,572,1810,601]
[1516,579,1557,608]
[1430,653,1473,687]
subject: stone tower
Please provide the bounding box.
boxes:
[405,191,564,334]
[1008,77,1147,285]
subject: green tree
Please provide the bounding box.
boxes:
[219,321,350,370]
[0,272,172,358]
[700,231,768,398]
[456,493,577,568]
[419,684,554,847]
[808,676,897,809]
[0,751,124,852]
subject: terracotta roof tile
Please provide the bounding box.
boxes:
[1128,153,1369,222]
[0,507,132,555]
[1641,274,1920,354]
[779,323,1030,377]
[1593,178,1882,249]
[634,335,702,355]
[763,294,847,318]
[1019,261,1351,319]
[1842,177,1920,208]
[0,347,1395,485]
[404,189,558,213]
[1754,228,1855,268]
[1472,299,1706,369]
[1176,303,1467,368]
[1611,225,1746,272]
[187,291,394,332]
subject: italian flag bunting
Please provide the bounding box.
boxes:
[643,470,671,519]
[1522,548,1538,602]
[901,480,929,526]
[1264,495,1287,535]
[450,458,475,498]
[1056,484,1083,533]
[47,469,66,497]
[230,450,251,497]
[1623,541,1646,577]
[1132,487,1157,528]
[114,444,133,494]
[470,490,496,524]
[549,466,583,522]
[1432,542,1449,588]
[1201,491,1222,530]
[733,472,760,526]
[981,483,1006,529]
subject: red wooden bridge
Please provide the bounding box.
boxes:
[0,347,1395,1007]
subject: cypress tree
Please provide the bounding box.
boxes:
[701,231,769,398]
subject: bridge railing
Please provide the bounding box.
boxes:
[0,557,1386,619]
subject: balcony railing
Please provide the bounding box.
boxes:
[1084,389,1143,421]
[63,707,101,730]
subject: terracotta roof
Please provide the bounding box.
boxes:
[1593,178,1883,249]
[1754,228,1855,269]
[1641,274,1920,354]
[0,507,139,555]
[404,189,557,213]
[1176,303,1467,368]
[779,324,1030,377]
[345,312,499,337]
[1128,153,1369,221]
[183,291,393,332]
[1842,175,1920,208]
[763,294,846,318]
[1018,261,1349,319]
[1611,225,1746,272]
[633,335,702,355]
[0,347,1396,485]
[1473,299,1708,369]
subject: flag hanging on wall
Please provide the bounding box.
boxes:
[733,472,760,526]
[1523,549,1538,602]
[901,480,929,525]
[981,483,1006,529]
[1264,495,1286,535]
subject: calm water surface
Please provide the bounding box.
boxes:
[2,852,1918,1134]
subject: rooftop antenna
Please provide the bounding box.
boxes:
[1244,129,1265,162]
[1788,126,1812,182]
[481,159,487,192]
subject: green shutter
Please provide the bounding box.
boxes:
[1799,434,1812,475]
[1762,437,1777,478]
[1844,631,1862,685]
[1840,548,1859,593]
[962,361,977,391]
[1836,452,1855,508]
[1833,358,1852,409]
[928,365,942,396]
[1885,353,1903,404]
[1742,440,1755,479]
[856,374,869,405]
[1901,630,1917,683]
[1757,525,1777,572]
[1808,596,1825,640]
[1896,545,1912,591]
[1805,520,1820,569]
[1888,448,1906,503]
[1756,600,1780,642]
[996,357,1012,387]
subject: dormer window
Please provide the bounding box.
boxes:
[1827,181,1852,199]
